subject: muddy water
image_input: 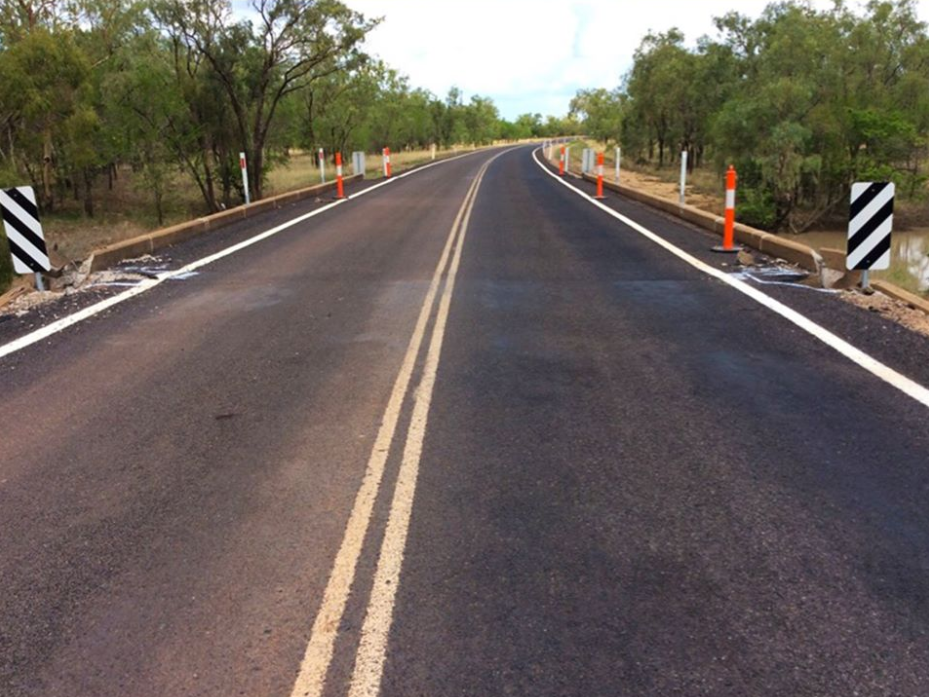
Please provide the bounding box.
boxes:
[781,228,929,294]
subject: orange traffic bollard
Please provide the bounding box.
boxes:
[713,165,740,253]
[335,151,345,199]
[595,152,605,199]
[383,147,392,178]
[559,145,566,176]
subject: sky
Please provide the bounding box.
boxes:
[340,0,929,119]
[231,1,929,120]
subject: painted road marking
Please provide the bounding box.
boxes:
[0,147,502,362]
[289,149,510,697]
[345,151,502,697]
[531,148,929,410]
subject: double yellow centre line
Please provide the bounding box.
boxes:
[289,149,508,697]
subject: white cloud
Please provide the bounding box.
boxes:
[236,0,929,119]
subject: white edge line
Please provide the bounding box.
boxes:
[531,148,929,409]
[0,147,505,362]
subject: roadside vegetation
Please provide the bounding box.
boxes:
[0,1,583,292]
[555,138,725,212]
[570,0,929,235]
[42,144,499,264]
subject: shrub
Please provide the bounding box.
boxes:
[0,232,13,293]
[737,187,778,230]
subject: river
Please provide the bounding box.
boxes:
[781,229,929,295]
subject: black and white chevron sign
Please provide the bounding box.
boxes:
[0,186,50,274]
[847,182,894,271]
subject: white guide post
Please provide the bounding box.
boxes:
[239,152,250,205]
[680,151,688,205]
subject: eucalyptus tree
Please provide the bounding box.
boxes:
[0,28,88,210]
[153,0,375,200]
[606,0,929,231]
[570,88,623,145]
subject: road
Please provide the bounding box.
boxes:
[2,145,929,696]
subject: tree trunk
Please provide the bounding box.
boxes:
[250,145,263,201]
[42,128,54,211]
[82,169,94,217]
[199,138,218,212]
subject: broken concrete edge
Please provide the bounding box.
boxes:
[0,284,27,310]
[871,280,929,315]
[579,171,929,315]
[86,174,362,273]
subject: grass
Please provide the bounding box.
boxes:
[546,139,725,214]
[546,139,731,221]
[361,144,488,179]
[267,144,500,190]
[0,144,498,294]
[549,140,929,297]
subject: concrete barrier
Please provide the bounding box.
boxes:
[200,207,246,231]
[90,235,156,272]
[581,172,821,271]
[149,219,209,249]
[573,167,929,315]
[872,280,929,314]
[244,199,278,217]
[88,175,361,272]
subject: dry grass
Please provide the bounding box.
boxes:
[361,144,488,179]
[42,170,204,262]
[548,141,929,296]
[267,144,493,191]
[549,139,725,214]
[34,144,508,265]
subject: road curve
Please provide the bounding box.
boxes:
[2,145,929,696]
[0,148,504,696]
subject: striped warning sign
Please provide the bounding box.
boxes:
[0,186,50,274]
[847,182,894,271]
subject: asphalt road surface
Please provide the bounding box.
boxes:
[2,145,929,696]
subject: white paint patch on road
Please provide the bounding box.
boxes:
[531,148,929,410]
[733,272,839,294]
[0,148,495,362]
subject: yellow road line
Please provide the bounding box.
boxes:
[346,151,504,697]
[288,150,503,697]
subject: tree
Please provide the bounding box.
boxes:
[0,28,88,210]
[463,96,500,144]
[599,0,929,231]
[570,88,622,144]
[154,0,375,200]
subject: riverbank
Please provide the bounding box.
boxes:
[556,140,929,296]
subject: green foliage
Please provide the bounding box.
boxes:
[737,187,778,229]
[570,88,622,144]
[580,0,929,232]
[0,0,546,243]
[0,232,12,291]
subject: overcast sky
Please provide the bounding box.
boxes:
[235,1,929,120]
[342,0,929,119]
